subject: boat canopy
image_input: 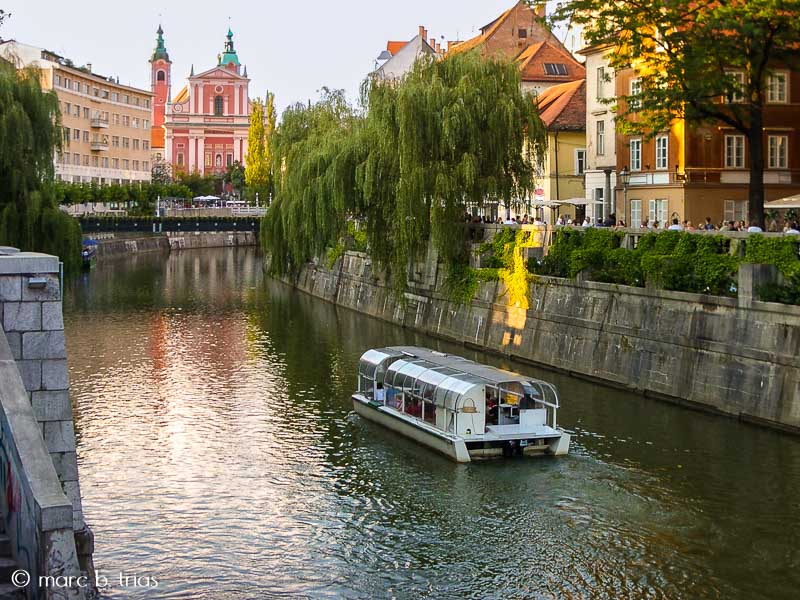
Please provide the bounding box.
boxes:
[357,346,559,410]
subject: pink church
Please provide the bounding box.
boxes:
[149,27,251,176]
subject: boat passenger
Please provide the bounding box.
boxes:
[374,383,386,405]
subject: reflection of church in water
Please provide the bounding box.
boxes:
[149,26,252,176]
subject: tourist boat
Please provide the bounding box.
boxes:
[353,346,570,462]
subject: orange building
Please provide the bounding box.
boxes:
[614,66,800,227]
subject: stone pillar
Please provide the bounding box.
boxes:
[197,137,206,176]
[0,247,96,594]
[188,135,196,172]
[738,263,780,308]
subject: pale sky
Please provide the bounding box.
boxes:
[1,0,563,115]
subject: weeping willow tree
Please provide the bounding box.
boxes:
[0,60,82,271]
[263,88,366,274]
[263,53,546,292]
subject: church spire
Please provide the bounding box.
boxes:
[218,27,241,67]
[151,24,170,62]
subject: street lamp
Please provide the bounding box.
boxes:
[619,166,631,226]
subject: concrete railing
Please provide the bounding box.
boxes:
[0,249,92,599]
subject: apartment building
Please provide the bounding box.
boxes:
[578,43,617,222]
[0,40,153,184]
[614,66,800,226]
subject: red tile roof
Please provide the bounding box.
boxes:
[535,79,586,130]
[517,41,585,82]
[386,41,409,55]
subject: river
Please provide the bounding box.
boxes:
[63,247,800,599]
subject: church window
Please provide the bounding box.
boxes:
[205,153,212,167]
[177,153,184,166]
[214,96,224,116]
[226,154,233,167]
[156,70,165,82]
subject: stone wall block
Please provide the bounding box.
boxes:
[22,330,67,360]
[43,420,76,453]
[51,451,80,483]
[0,276,22,301]
[32,390,72,422]
[21,274,60,301]
[42,301,65,330]
[62,480,84,515]
[4,331,21,359]
[17,360,42,392]
[3,301,41,331]
[42,359,70,390]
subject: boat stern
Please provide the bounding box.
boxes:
[547,431,571,456]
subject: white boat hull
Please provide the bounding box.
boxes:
[353,394,570,462]
[353,395,471,462]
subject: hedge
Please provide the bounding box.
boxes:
[531,229,796,299]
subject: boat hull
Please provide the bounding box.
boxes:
[353,394,571,462]
[353,395,471,462]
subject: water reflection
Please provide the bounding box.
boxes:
[64,248,800,599]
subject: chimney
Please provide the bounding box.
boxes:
[419,25,425,38]
[430,37,436,48]
[86,63,92,72]
[436,42,441,53]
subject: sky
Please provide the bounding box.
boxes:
[1,0,564,115]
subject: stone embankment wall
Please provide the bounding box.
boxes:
[0,248,90,599]
[92,231,256,259]
[288,250,800,434]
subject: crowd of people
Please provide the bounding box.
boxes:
[464,212,800,234]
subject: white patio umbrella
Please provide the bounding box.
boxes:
[765,194,800,210]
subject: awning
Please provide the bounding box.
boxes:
[559,198,604,206]
[765,194,800,210]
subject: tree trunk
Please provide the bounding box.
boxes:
[748,104,765,228]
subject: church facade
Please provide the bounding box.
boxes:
[150,27,251,176]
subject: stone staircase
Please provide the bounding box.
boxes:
[0,526,25,600]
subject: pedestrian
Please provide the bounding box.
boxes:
[703,217,715,231]
[668,218,683,231]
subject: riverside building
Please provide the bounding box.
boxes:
[0,40,153,184]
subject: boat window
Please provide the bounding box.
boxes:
[520,383,543,409]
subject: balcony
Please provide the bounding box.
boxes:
[90,117,109,129]
[90,140,109,151]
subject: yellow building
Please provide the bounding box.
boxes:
[534,79,587,221]
[0,40,153,185]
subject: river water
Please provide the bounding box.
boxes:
[63,247,800,599]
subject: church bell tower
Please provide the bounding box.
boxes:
[150,25,172,128]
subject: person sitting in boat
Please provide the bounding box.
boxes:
[374,383,386,405]
[485,391,499,427]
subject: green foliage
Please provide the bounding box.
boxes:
[225,160,245,197]
[456,228,540,306]
[745,235,800,303]
[445,263,500,304]
[245,92,275,203]
[53,181,192,217]
[550,0,800,228]
[175,171,218,197]
[478,227,516,268]
[534,230,739,295]
[0,60,82,270]
[262,54,547,293]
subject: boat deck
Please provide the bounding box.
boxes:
[478,424,562,441]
